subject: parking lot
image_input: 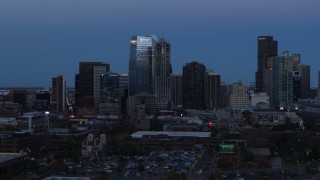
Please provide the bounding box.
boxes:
[58,149,212,179]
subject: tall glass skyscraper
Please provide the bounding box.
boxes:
[271,51,294,106]
[154,38,172,103]
[128,36,157,96]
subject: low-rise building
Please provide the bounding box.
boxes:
[0,118,17,128]
[129,131,222,151]
[250,110,286,126]
[217,140,246,168]
[81,133,106,157]
[247,148,271,167]
[0,152,27,169]
[17,112,47,131]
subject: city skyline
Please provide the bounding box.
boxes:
[1,0,320,87]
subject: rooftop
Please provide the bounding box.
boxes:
[0,153,27,164]
[248,148,271,156]
[131,131,211,138]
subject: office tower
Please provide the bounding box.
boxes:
[93,65,109,112]
[271,52,294,106]
[292,71,301,102]
[119,74,128,98]
[297,64,310,99]
[256,36,278,92]
[205,70,220,109]
[128,36,157,96]
[292,54,301,70]
[77,62,109,113]
[229,81,250,107]
[119,74,128,114]
[34,88,50,111]
[52,75,66,112]
[100,72,120,103]
[99,73,120,115]
[10,90,27,112]
[133,92,157,116]
[154,38,172,103]
[220,82,230,108]
[183,61,206,109]
[168,74,183,107]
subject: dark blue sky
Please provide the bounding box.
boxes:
[1,0,320,87]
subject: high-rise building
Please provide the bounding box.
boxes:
[154,38,172,103]
[93,65,109,112]
[34,88,50,111]
[119,74,128,114]
[128,36,157,96]
[205,70,220,109]
[168,74,183,107]
[292,71,301,102]
[76,62,109,113]
[220,82,231,108]
[52,75,66,112]
[100,72,120,103]
[297,64,310,99]
[271,51,294,106]
[10,90,27,112]
[183,61,206,109]
[256,36,278,92]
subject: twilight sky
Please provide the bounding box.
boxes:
[0,0,320,87]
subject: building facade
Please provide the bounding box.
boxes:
[256,36,278,92]
[168,74,183,107]
[76,62,109,114]
[229,82,250,107]
[297,64,310,99]
[52,75,66,112]
[183,61,206,109]
[154,38,172,103]
[205,70,220,109]
[128,36,157,96]
[271,51,294,106]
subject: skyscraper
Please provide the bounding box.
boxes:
[154,38,172,103]
[256,36,278,92]
[100,72,120,103]
[119,74,128,114]
[128,36,157,96]
[183,61,206,109]
[76,62,109,113]
[297,64,310,99]
[52,75,66,112]
[205,70,220,109]
[271,51,294,106]
[168,74,183,107]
